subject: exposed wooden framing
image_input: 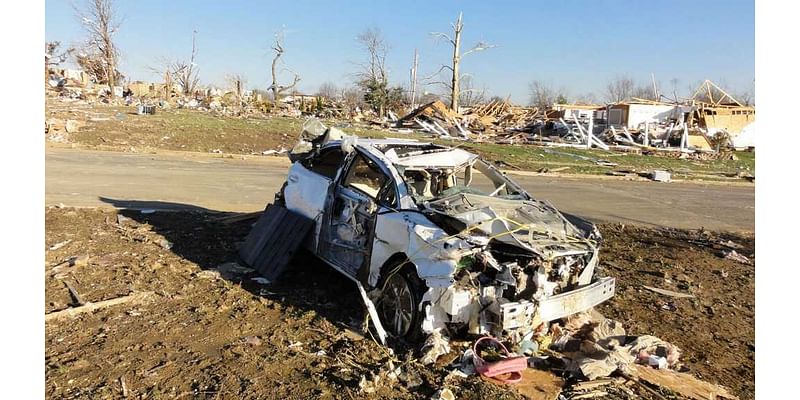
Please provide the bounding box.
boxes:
[690,79,744,107]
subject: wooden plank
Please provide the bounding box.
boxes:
[64,280,85,306]
[630,364,739,400]
[642,285,695,299]
[45,292,154,322]
[571,379,614,391]
[483,368,564,400]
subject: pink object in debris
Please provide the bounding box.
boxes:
[472,336,528,384]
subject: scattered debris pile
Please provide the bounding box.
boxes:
[397,100,472,139]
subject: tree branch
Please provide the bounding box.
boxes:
[429,32,455,46]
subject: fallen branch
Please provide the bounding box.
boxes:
[45,291,154,322]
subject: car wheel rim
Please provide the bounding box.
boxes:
[380,274,415,337]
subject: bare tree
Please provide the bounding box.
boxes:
[45,41,74,69]
[355,27,391,116]
[74,0,121,95]
[269,30,300,101]
[736,89,754,106]
[458,75,487,107]
[574,92,598,105]
[171,30,200,96]
[356,27,389,85]
[632,84,657,101]
[428,12,495,112]
[605,75,635,103]
[317,82,340,100]
[668,78,680,101]
[528,80,566,108]
[340,86,364,112]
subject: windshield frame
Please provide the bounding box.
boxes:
[397,156,532,204]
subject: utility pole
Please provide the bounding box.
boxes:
[410,48,419,110]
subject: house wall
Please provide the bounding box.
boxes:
[608,105,628,126]
[626,104,677,129]
[701,108,755,134]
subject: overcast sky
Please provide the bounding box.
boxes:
[45,0,755,104]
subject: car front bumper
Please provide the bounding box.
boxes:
[537,277,616,322]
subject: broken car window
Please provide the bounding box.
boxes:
[404,160,521,201]
[344,153,390,199]
[304,147,345,180]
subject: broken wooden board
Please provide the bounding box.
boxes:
[642,285,695,299]
[631,364,738,400]
[45,292,154,322]
[483,368,564,400]
[238,204,314,281]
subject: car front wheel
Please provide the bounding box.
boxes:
[377,263,426,342]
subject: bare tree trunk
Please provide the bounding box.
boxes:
[75,0,120,96]
[271,47,280,101]
[106,44,115,95]
[270,31,300,102]
[450,13,463,112]
[164,68,171,99]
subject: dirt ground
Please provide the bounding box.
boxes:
[44,207,754,399]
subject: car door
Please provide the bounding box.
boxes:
[319,150,397,279]
[283,146,346,251]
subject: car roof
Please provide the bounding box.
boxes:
[323,138,480,169]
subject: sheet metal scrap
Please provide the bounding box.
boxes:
[239,204,314,281]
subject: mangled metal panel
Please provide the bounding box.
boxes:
[385,148,479,168]
[369,211,468,288]
[239,204,314,281]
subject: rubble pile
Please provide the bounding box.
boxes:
[463,100,542,134]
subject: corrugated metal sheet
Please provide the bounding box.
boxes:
[239,204,314,281]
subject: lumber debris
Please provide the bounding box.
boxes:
[642,285,696,299]
[45,291,154,322]
[630,364,739,400]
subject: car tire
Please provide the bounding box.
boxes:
[377,260,427,343]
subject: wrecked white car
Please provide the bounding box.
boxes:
[275,120,615,345]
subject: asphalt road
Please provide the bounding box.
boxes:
[45,147,755,232]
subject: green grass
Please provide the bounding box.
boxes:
[451,142,755,179]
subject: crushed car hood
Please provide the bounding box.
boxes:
[424,193,595,259]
